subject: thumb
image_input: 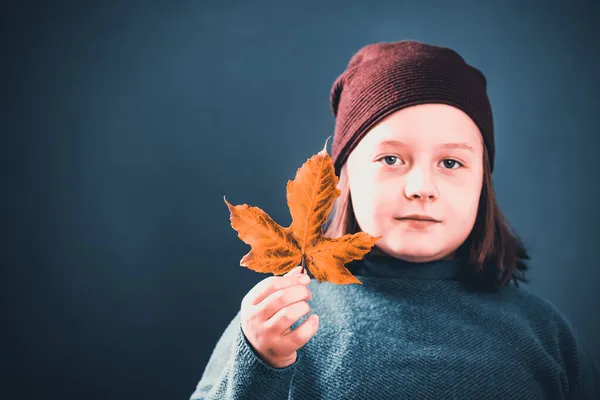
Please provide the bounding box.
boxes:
[285,265,303,276]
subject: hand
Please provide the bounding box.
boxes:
[240,266,319,368]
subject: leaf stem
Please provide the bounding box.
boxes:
[301,253,306,274]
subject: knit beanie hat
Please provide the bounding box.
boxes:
[330,40,495,177]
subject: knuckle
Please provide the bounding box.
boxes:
[261,316,273,333]
[244,312,256,328]
[248,304,263,322]
[279,307,292,323]
[274,291,287,306]
[254,303,268,321]
[264,276,276,288]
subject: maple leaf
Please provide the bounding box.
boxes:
[224,137,381,285]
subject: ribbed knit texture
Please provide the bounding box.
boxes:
[190,253,598,399]
[330,40,495,177]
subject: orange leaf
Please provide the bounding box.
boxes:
[224,137,382,285]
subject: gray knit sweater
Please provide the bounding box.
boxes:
[190,254,598,399]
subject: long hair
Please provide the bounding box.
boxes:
[323,145,531,292]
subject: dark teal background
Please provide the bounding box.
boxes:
[2,1,599,398]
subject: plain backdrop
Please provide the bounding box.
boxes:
[2,0,599,398]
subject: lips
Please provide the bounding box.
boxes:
[396,216,440,222]
[397,219,439,229]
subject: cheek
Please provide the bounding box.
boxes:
[350,187,377,217]
[349,173,379,208]
[350,187,391,230]
[448,189,480,223]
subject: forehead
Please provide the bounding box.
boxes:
[360,103,482,148]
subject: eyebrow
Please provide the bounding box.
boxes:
[377,139,475,153]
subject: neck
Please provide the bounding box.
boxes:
[349,249,464,281]
[368,246,456,262]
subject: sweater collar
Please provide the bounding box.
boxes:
[349,250,464,281]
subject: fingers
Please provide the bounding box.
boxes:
[265,300,312,335]
[248,266,309,306]
[285,265,303,276]
[257,283,312,321]
[280,313,319,353]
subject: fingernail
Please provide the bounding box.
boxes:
[299,275,310,284]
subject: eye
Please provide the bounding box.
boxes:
[441,159,464,169]
[378,155,401,166]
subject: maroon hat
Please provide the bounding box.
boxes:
[330,40,495,177]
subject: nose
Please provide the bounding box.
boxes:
[404,166,438,201]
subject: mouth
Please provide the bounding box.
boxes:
[395,217,441,223]
[396,218,440,222]
[396,218,438,222]
[395,218,440,229]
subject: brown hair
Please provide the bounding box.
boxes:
[323,145,531,292]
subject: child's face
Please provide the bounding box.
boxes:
[346,103,484,263]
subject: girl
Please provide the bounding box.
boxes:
[190,40,597,399]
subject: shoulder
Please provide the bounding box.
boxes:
[505,286,579,345]
[504,285,571,327]
[505,287,599,395]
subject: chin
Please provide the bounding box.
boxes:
[380,240,443,262]
[391,251,444,263]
